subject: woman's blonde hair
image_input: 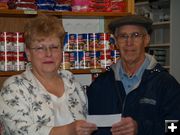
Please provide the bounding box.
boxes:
[24,14,65,48]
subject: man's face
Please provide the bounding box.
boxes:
[115,25,150,65]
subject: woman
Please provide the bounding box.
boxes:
[0,15,97,135]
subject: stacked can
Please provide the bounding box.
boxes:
[62,51,70,69]
[77,33,88,51]
[69,51,79,69]
[0,32,13,71]
[12,32,26,71]
[79,51,90,69]
[109,34,116,50]
[111,50,120,64]
[90,51,101,69]
[99,33,111,50]
[99,33,113,68]
[62,32,119,69]
[88,33,99,51]
[100,50,112,68]
[64,33,78,51]
[88,33,100,69]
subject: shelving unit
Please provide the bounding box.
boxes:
[153,20,170,26]
[0,0,135,88]
[135,0,170,69]
[0,9,132,17]
[0,68,106,77]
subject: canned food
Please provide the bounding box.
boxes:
[99,33,110,50]
[77,33,88,51]
[12,32,25,52]
[100,50,112,68]
[0,52,13,71]
[62,51,70,69]
[111,50,120,64]
[90,51,101,69]
[88,33,99,51]
[63,33,78,51]
[0,32,13,52]
[69,51,79,69]
[13,56,25,71]
[79,51,90,69]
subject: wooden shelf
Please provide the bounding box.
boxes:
[0,9,132,17]
[0,0,135,17]
[0,68,106,77]
[0,71,24,77]
[69,68,106,74]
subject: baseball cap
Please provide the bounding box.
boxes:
[108,15,153,34]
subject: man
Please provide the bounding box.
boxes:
[87,15,180,135]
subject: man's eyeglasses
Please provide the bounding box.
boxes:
[116,32,145,43]
[29,45,61,53]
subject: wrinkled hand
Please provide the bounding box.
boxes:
[73,120,97,135]
[111,117,138,135]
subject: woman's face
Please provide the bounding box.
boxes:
[26,35,62,75]
[115,25,150,65]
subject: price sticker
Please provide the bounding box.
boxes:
[24,10,37,15]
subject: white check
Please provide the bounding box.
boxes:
[87,114,121,127]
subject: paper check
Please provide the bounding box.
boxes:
[87,114,121,127]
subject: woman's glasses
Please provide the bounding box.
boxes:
[29,45,61,53]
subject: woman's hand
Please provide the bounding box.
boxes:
[111,117,138,135]
[73,120,97,135]
[50,120,97,135]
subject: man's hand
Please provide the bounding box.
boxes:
[111,117,138,135]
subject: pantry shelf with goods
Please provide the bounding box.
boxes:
[0,26,118,77]
[0,0,134,87]
[135,0,170,70]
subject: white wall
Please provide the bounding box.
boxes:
[62,16,104,33]
[170,0,180,83]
